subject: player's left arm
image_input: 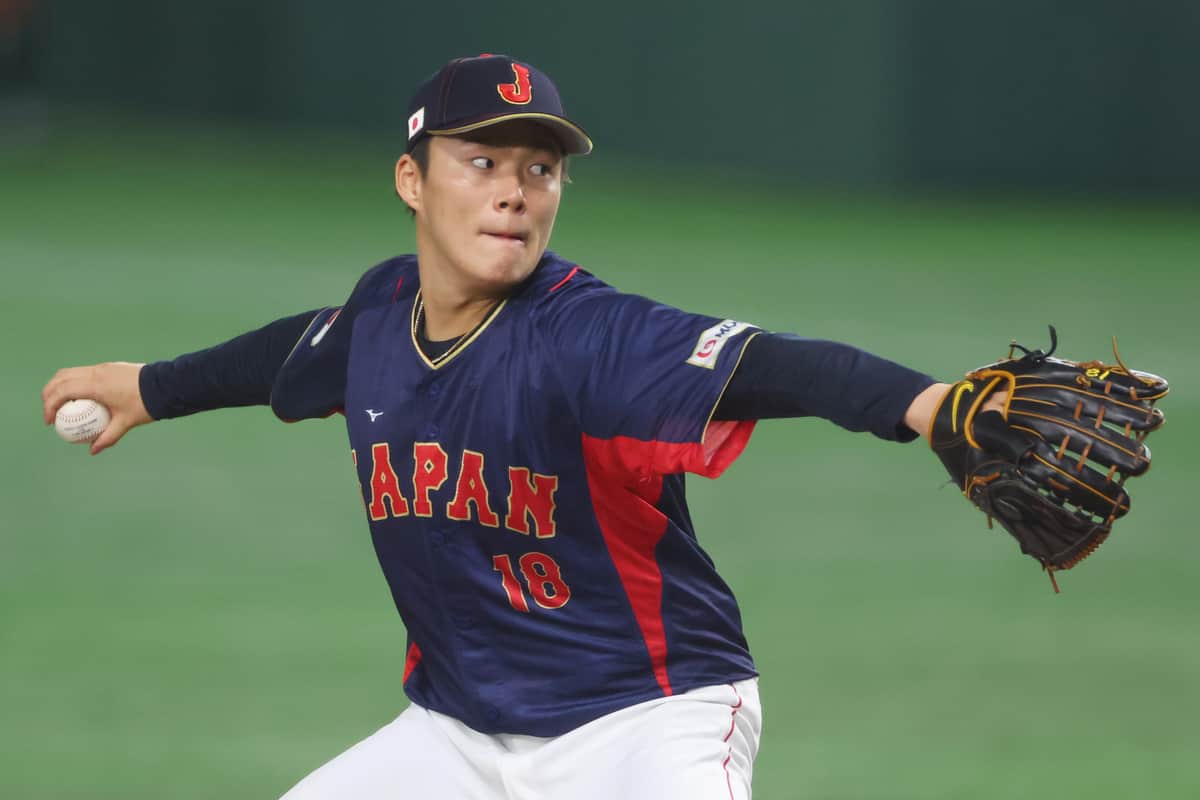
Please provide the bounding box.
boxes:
[537,281,971,476]
[711,333,1000,442]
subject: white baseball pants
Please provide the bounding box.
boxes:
[280,678,761,800]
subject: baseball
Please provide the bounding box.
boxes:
[55,399,112,444]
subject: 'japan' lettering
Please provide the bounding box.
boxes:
[360,442,559,536]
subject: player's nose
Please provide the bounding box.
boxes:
[494,176,526,213]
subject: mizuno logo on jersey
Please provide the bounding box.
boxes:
[365,409,384,422]
[687,320,753,369]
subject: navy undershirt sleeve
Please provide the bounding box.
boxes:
[138,313,935,441]
[138,310,319,420]
[713,332,937,442]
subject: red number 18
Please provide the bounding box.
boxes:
[492,552,571,612]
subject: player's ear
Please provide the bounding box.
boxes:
[395,154,422,214]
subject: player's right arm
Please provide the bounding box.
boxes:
[41,309,322,454]
[41,258,408,455]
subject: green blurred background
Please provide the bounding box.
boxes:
[2,3,1197,799]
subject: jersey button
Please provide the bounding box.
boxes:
[429,529,445,546]
[484,706,500,723]
[428,381,442,397]
[425,424,440,438]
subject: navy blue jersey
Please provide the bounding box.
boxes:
[272,251,760,736]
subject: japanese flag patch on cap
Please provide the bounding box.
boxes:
[408,107,425,140]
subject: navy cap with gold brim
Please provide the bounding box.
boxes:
[404,54,593,156]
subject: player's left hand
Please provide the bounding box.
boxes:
[906,383,1007,440]
[929,327,1168,590]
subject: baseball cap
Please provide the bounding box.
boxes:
[404,54,593,156]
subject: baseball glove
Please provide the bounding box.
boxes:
[931,327,1168,591]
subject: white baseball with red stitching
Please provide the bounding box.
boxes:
[55,399,112,444]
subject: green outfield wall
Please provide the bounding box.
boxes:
[30,0,1200,191]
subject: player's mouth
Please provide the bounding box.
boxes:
[482,231,528,245]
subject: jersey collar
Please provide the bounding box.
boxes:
[409,289,508,370]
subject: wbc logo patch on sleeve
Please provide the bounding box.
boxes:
[687,320,754,369]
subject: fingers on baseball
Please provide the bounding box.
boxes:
[90,416,129,455]
[42,367,96,424]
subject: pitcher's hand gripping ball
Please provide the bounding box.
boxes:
[931,327,1168,590]
[55,399,112,444]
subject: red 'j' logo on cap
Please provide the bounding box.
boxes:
[497,64,533,105]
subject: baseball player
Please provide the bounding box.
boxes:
[43,54,1160,799]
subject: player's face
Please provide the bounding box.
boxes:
[406,121,564,296]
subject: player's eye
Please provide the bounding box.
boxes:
[529,163,555,177]
[471,157,494,169]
